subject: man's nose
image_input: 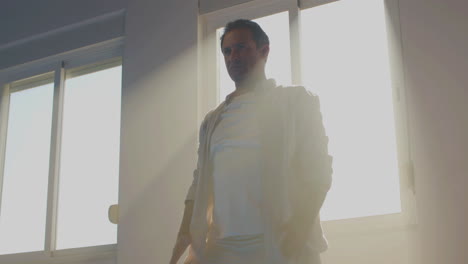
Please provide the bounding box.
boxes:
[230,48,241,61]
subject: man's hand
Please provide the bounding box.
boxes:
[279,219,309,260]
[169,232,192,264]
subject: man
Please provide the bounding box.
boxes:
[170,19,332,264]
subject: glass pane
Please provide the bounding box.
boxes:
[0,82,53,254]
[301,0,401,220]
[56,65,121,249]
[217,11,292,102]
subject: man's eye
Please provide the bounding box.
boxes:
[223,48,231,55]
[236,43,246,49]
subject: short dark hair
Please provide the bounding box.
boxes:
[220,19,270,49]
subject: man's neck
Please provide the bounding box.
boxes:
[234,75,267,93]
[226,77,266,104]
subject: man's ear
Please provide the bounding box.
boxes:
[260,44,270,58]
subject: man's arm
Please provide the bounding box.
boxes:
[293,88,332,227]
[169,114,209,264]
[179,201,194,235]
[281,88,333,258]
[169,201,194,264]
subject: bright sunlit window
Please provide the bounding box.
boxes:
[301,0,401,220]
[56,63,121,249]
[0,58,121,256]
[0,76,54,254]
[217,11,291,102]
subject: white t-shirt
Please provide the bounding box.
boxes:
[209,90,264,239]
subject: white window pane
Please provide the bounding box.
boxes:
[217,12,291,102]
[0,82,53,254]
[56,65,121,249]
[301,0,401,220]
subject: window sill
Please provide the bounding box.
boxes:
[322,213,418,238]
[0,244,116,264]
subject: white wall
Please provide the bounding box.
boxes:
[0,0,125,45]
[118,0,199,264]
[0,0,126,69]
[398,0,468,263]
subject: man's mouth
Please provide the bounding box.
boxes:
[230,65,243,71]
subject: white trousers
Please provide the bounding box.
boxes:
[203,234,321,264]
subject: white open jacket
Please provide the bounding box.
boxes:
[185,80,333,264]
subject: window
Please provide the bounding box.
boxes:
[201,0,412,223]
[56,62,121,249]
[0,53,122,261]
[301,0,400,221]
[0,75,54,255]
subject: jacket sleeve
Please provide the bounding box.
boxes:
[184,115,209,203]
[294,87,333,195]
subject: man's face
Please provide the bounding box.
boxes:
[221,28,269,83]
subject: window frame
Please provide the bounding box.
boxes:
[0,37,123,264]
[199,0,417,234]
